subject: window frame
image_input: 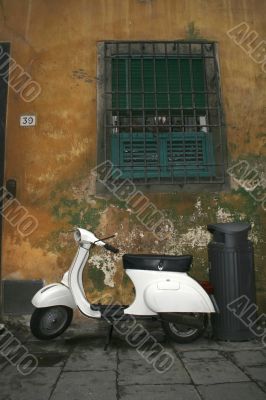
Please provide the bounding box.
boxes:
[96,41,228,193]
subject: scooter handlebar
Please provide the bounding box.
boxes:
[104,243,119,254]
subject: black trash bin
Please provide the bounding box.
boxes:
[208,222,256,341]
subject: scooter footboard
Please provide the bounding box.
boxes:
[32,283,76,309]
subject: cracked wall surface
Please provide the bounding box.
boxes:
[0,0,265,311]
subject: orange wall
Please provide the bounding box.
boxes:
[0,0,265,309]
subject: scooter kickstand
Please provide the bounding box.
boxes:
[104,323,114,351]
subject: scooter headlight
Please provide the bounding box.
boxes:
[74,229,81,243]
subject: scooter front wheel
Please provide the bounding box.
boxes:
[161,313,208,344]
[30,306,73,340]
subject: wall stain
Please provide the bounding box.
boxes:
[72,69,97,83]
[185,21,202,40]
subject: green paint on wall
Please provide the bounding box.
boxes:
[51,195,107,231]
[88,266,105,291]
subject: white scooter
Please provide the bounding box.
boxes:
[30,228,217,344]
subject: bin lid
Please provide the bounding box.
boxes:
[207,222,251,234]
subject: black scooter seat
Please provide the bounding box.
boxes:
[123,254,192,272]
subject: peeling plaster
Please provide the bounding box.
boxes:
[178,226,211,249]
[194,197,208,218]
[89,253,118,287]
[216,207,233,222]
[72,174,96,200]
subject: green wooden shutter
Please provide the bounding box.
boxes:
[111,132,159,178]
[111,132,215,178]
[165,132,215,176]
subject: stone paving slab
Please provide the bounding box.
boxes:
[172,338,222,352]
[215,340,264,351]
[119,384,201,400]
[179,350,225,361]
[0,366,61,400]
[257,381,266,394]
[50,371,117,400]
[0,354,8,370]
[181,357,250,385]
[244,365,266,384]
[64,345,117,371]
[118,343,172,361]
[25,338,76,355]
[33,352,68,367]
[173,338,264,352]
[118,355,191,385]
[229,350,266,367]
[119,346,150,361]
[197,382,266,400]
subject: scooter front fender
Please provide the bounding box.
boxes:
[32,283,76,309]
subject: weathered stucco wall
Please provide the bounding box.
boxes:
[0,0,265,310]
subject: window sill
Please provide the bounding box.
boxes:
[96,179,230,195]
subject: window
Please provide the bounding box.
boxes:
[97,41,226,189]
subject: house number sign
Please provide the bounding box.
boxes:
[20,115,36,127]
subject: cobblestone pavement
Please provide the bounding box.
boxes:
[0,317,265,400]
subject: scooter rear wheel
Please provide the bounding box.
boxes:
[30,306,73,340]
[161,313,208,343]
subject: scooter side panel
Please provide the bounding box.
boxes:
[144,280,215,313]
[32,283,76,309]
[124,269,157,315]
[124,269,215,315]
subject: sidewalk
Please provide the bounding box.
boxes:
[0,317,265,400]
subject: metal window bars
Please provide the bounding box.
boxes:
[101,41,226,185]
